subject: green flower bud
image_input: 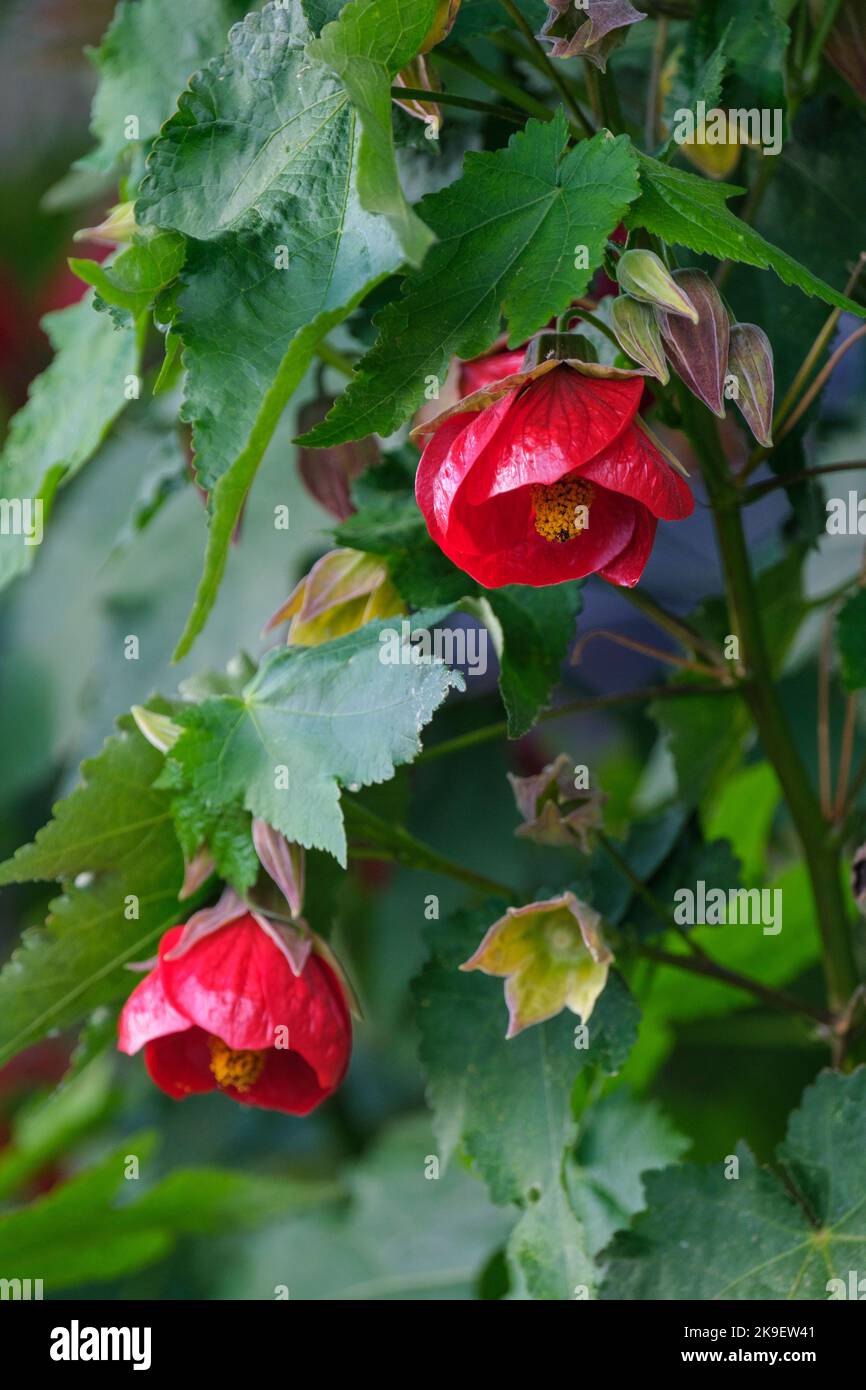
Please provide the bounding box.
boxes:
[615,249,699,321]
[610,296,670,383]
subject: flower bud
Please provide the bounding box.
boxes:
[727,323,774,448]
[74,201,138,246]
[420,0,461,53]
[658,269,730,418]
[266,548,405,647]
[392,55,443,137]
[611,295,669,383]
[296,397,379,522]
[615,250,698,321]
[131,705,182,753]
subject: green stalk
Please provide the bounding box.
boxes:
[685,398,858,1012]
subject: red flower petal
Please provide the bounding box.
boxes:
[446,483,641,587]
[463,367,644,504]
[144,1028,217,1100]
[233,1049,333,1116]
[159,916,351,1091]
[578,423,694,519]
[459,346,527,397]
[118,926,193,1055]
[597,504,657,587]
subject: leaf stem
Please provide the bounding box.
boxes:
[433,48,555,123]
[344,799,516,900]
[631,940,833,1027]
[389,86,524,123]
[315,342,355,378]
[596,829,703,956]
[496,0,595,136]
[416,681,739,764]
[598,577,726,663]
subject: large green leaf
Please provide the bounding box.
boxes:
[0,1133,336,1291]
[301,115,641,446]
[414,905,639,1298]
[165,616,461,865]
[83,0,247,174]
[0,715,184,1065]
[601,1068,866,1299]
[136,2,404,655]
[484,584,584,738]
[0,297,140,592]
[218,1114,514,1300]
[309,0,438,264]
[631,153,866,317]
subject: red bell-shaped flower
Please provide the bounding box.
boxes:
[118,905,352,1115]
[414,358,694,588]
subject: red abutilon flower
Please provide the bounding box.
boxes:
[118,890,353,1114]
[412,343,694,588]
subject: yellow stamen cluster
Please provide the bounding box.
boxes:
[531,476,595,543]
[208,1036,266,1093]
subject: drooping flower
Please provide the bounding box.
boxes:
[508,753,605,852]
[412,344,694,589]
[538,0,645,70]
[118,891,353,1114]
[461,892,612,1037]
[267,548,405,646]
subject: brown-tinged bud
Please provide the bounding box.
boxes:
[611,296,670,383]
[615,250,698,321]
[539,0,645,70]
[296,397,379,522]
[420,0,461,53]
[727,323,774,448]
[392,55,443,137]
[179,847,216,901]
[658,269,730,418]
[266,548,406,647]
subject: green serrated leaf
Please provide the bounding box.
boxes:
[301,116,641,445]
[414,904,638,1298]
[0,296,141,593]
[0,715,184,1066]
[485,583,583,738]
[309,0,439,264]
[167,615,461,865]
[631,154,866,317]
[83,0,247,175]
[601,1068,866,1299]
[0,1132,338,1291]
[69,232,185,317]
[135,4,404,655]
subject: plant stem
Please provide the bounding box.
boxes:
[645,16,668,150]
[571,628,727,679]
[433,48,554,122]
[496,0,595,136]
[344,799,516,900]
[685,397,859,1012]
[741,459,866,503]
[599,577,726,663]
[416,681,739,764]
[776,324,866,444]
[315,342,355,377]
[632,941,833,1027]
[574,306,621,349]
[597,830,703,956]
[390,86,524,123]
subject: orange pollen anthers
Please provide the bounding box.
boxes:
[207,1036,266,1093]
[531,476,595,543]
